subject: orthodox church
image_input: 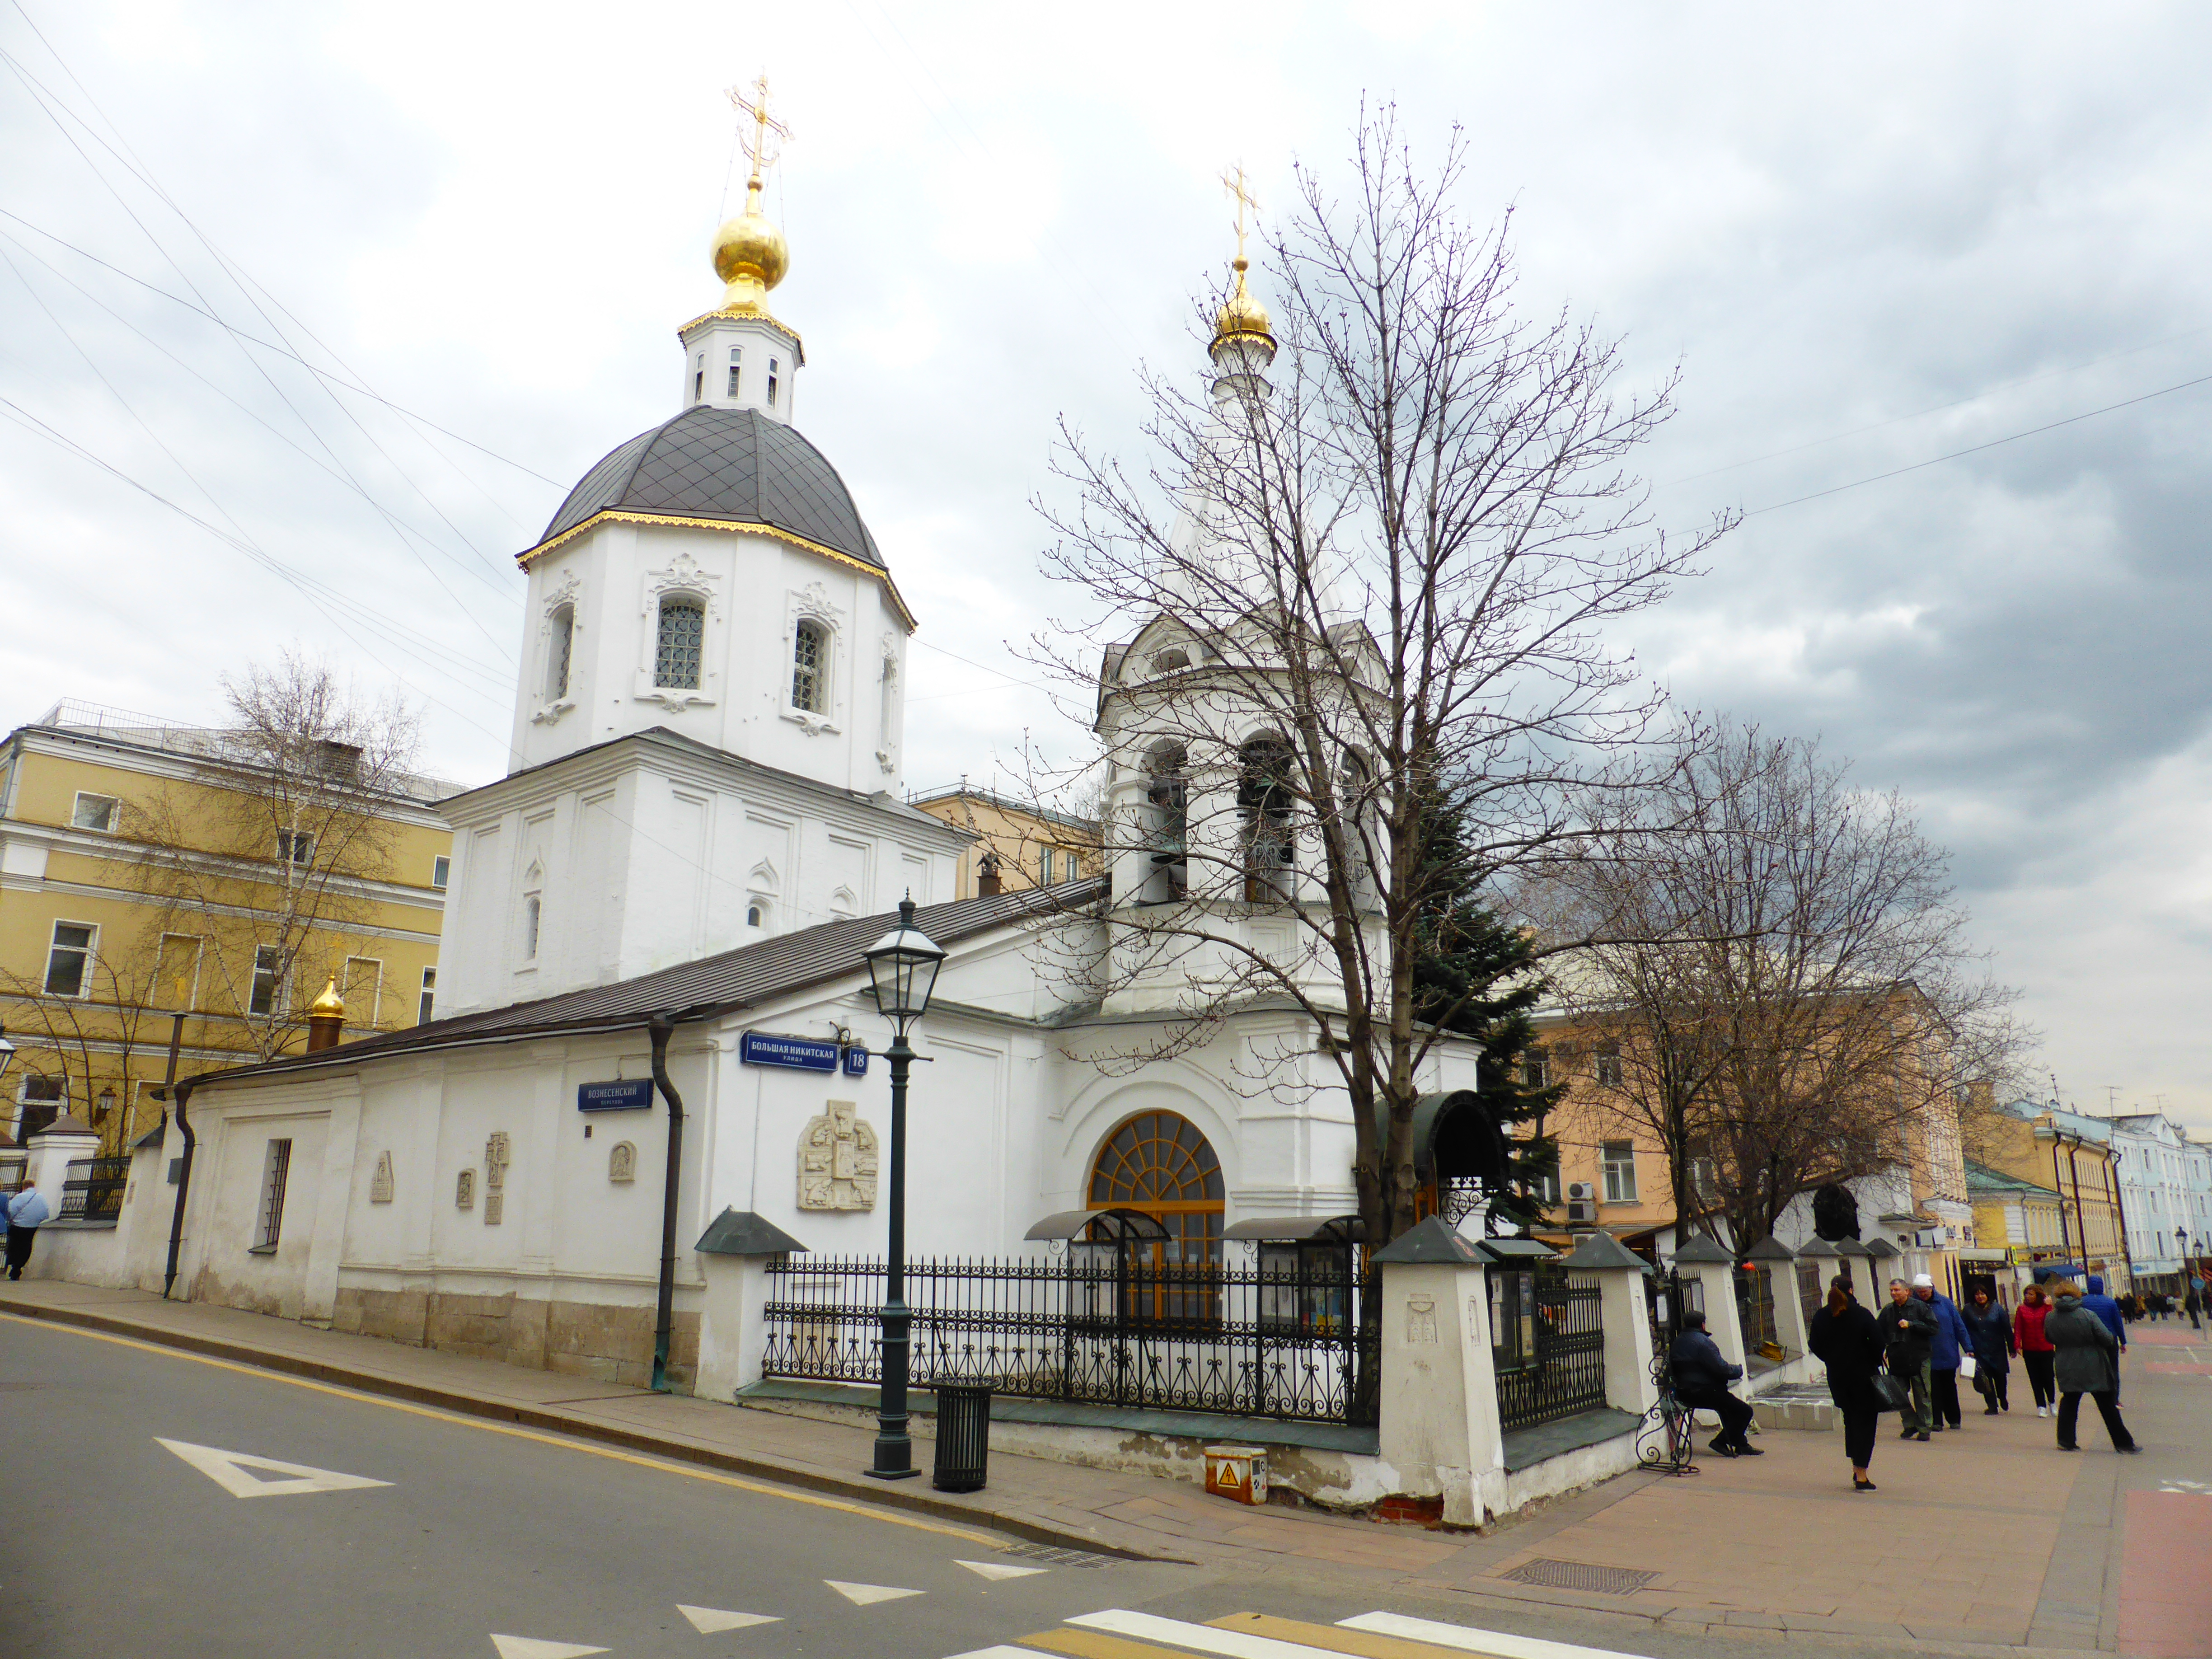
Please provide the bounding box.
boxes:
[157,128,1486,1389]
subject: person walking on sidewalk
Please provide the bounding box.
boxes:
[2046,1283,2138,1454]
[2187,1280,2203,1332]
[1916,1274,1975,1430]
[5,1179,50,1279]
[1964,1288,2015,1413]
[1809,1275,1886,1490]
[1875,1277,1938,1440]
[2017,1283,2058,1416]
[1670,1308,1761,1458]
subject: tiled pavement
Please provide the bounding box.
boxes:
[6,1278,2207,1654]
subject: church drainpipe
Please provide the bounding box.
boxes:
[647,1012,686,1393]
[162,1076,200,1300]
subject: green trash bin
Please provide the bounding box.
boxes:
[933,1383,992,1493]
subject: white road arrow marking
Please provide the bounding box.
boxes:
[154,1438,391,1500]
[676,1604,781,1633]
[825,1579,924,1605]
[955,1559,1049,1581]
[489,1638,609,1659]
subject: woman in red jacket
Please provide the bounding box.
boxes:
[2016,1282,2058,1417]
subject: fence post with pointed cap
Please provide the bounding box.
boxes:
[1563,1232,1659,1418]
[1371,1217,1504,1528]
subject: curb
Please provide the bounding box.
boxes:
[1,1297,1169,1562]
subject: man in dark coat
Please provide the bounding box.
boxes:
[1873,1277,1938,1439]
[2186,1279,2203,1332]
[1670,1308,1759,1458]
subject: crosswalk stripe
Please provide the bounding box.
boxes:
[1340,1612,1641,1659]
[1209,1612,1469,1657]
[1067,1609,1341,1657]
[944,1649,1050,1659]
[1021,1629,1203,1659]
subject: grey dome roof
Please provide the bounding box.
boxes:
[537,406,883,569]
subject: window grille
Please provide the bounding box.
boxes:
[44,923,94,997]
[548,605,574,701]
[252,1139,292,1252]
[655,598,705,689]
[791,622,825,712]
[249,945,284,1017]
[1522,1051,1550,1092]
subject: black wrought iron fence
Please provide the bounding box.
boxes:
[761,1251,1379,1425]
[58,1157,128,1221]
[1490,1265,1608,1430]
[1734,1264,1779,1352]
[0,1155,25,1197]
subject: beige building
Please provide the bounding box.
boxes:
[0,702,456,1153]
[909,784,1099,900]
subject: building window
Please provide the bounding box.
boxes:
[276,830,314,866]
[693,352,705,402]
[1521,1051,1549,1092]
[417,966,436,1026]
[654,597,705,689]
[1145,742,1189,902]
[342,957,383,1026]
[522,895,542,962]
[431,855,450,890]
[746,901,765,928]
[1531,1164,1561,1205]
[726,346,741,397]
[547,604,574,701]
[791,620,825,712]
[251,1139,293,1253]
[43,922,95,997]
[71,792,118,832]
[1689,1150,1719,1203]
[1601,1140,1639,1204]
[1089,1110,1224,1273]
[1238,735,1297,902]
[1039,847,1055,885]
[1594,1041,1622,1087]
[249,944,285,1017]
[767,357,779,408]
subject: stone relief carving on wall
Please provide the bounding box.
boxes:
[455,1169,476,1210]
[797,1100,878,1211]
[609,1141,636,1183]
[1405,1292,1438,1345]
[370,1151,394,1204]
[484,1132,510,1225]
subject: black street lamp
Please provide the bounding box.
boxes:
[861,896,945,1481]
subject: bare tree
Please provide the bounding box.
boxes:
[137,653,424,1063]
[1026,108,1734,1248]
[1550,720,2031,1251]
[0,918,173,1154]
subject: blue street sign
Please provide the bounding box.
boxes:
[577,1078,655,1112]
[842,1045,869,1077]
[740,1031,839,1072]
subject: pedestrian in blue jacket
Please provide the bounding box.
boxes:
[2081,1277,2128,1349]
[1913,1275,1977,1430]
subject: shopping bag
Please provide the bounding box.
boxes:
[1959,1353,1977,1380]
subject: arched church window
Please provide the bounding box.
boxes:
[1150,647,1190,673]
[522,894,542,962]
[654,597,705,690]
[1144,742,1188,903]
[546,605,574,702]
[791,620,826,712]
[746,900,768,929]
[726,346,742,398]
[767,357,780,408]
[693,353,705,403]
[1337,749,1373,895]
[1239,735,1298,902]
[1088,1110,1224,1266]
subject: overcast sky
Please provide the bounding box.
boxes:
[5,4,2210,1137]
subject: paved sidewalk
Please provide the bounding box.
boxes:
[5,1279,2203,1654]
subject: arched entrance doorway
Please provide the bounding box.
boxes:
[1088,1110,1224,1267]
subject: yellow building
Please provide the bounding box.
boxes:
[1964,1096,2130,1291]
[0,702,456,1153]
[909,784,1099,900]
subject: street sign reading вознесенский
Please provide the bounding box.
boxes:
[577,1078,655,1112]
[740,1031,840,1072]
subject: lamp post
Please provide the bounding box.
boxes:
[861,896,945,1481]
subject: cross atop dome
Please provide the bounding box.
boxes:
[712,75,796,314]
[1211,161,1275,372]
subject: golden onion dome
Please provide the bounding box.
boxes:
[308,978,346,1019]
[711,178,789,309]
[1212,257,1275,353]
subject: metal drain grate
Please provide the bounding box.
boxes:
[996,1541,1116,1570]
[1498,1558,1659,1596]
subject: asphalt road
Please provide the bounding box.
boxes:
[0,1317,1978,1659]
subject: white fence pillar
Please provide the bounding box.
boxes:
[23,1119,101,1212]
[1562,1233,1658,1417]
[1672,1234,1746,1372]
[1373,1218,1504,1528]
[692,1209,809,1402]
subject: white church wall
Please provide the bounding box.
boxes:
[185,1094,339,1322]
